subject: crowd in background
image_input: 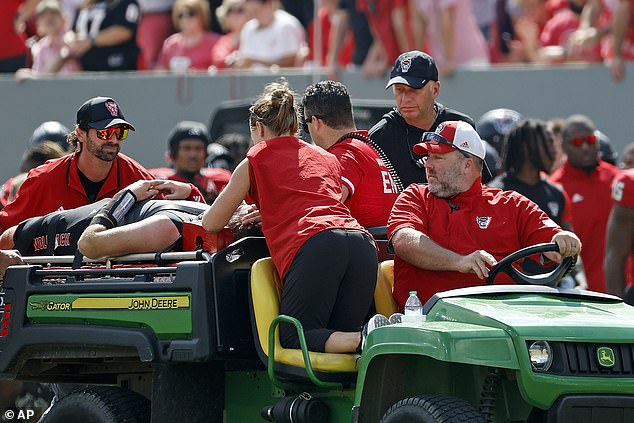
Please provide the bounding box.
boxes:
[1,0,632,80]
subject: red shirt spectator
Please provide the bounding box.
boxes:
[0,0,30,72]
[306,6,353,66]
[356,0,412,63]
[158,32,220,70]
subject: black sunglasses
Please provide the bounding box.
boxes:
[421,132,471,159]
[301,115,320,134]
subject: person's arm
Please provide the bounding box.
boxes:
[391,4,411,53]
[13,0,41,33]
[605,204,634,296]
[409,0,426,51]
[439,3,457,76]
[68,26,134,57]
[0,250,23,280]
[391,227,497,279]
[610,0,631,81]
[202,158,251,232]
[326,7,350,80]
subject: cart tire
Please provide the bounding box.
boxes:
[41,386,150,423]
[380,394,486,423]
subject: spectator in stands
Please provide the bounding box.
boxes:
[201,81,378,354]
[369,51,475,188]
[157,0,221,71]
[233,0,307,69]
[1,0,39,73]
[301,80,399,227]
[356,0,413,69]
[15,0,81,81]
[529,0,605,64]
[137,0,174,69]
[150,121,231,203]
[68,0,141,71]
[549,114,620,293]
[411,0,490,76]
[620,143,634,168]
[605,169,634,300]
[607,0,633,80]
[388,120,581,307]
[325,0,373,80]
[489,119,573,228]
[0,141,68,208]
[0,96,203,233]
[211,0,248,68]
[306,0,353,68]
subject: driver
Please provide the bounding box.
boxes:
[388,121,582,308]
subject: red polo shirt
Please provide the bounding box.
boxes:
[0,152,193,231]
[611,169,634,286]
[388,178,562,307]
[328,131,399,227]
[247,136,364,280]
[550,160,620,293]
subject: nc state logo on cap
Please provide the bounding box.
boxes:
[401,57,412,73]
[105,100,119,117]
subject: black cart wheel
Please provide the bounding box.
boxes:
[41,386,150,423]
[380,394,485,423]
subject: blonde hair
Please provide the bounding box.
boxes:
[172,0,211,30]
[215,0,243,33]
[249,80,299,136]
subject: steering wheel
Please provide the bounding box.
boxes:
[485,242,577,287]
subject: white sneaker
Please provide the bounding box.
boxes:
[360,314,390,351]
[388,313,404,324]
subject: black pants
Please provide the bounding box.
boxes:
[279,229,378,352]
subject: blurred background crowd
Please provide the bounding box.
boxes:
[1,0,632,81]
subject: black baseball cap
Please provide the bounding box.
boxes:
[168,121,210,151]
[385,50,439,90]
[76,96,136,131]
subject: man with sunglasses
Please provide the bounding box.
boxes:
[0,96,204,233]
[368,50,475,189]
[387,120,582,308]
[550,114,620,293]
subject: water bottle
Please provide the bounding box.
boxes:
[403,291,424,322]
[404,291,423,315]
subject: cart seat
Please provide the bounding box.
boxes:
[374,260,397,316]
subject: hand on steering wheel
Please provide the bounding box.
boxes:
[485,243,577,287]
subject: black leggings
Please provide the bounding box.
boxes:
[279,229,378,352]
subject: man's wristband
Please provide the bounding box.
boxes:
[93,189,137,229]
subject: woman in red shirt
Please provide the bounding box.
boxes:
[202,81,378,353]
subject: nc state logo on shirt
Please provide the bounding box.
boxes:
[475,216,492,229]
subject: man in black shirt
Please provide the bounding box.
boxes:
[369,51,475,188]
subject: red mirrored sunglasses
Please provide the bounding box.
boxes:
[95,126,129,141]
[569,134,597,147]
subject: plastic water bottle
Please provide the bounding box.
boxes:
[404,291,423,316]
